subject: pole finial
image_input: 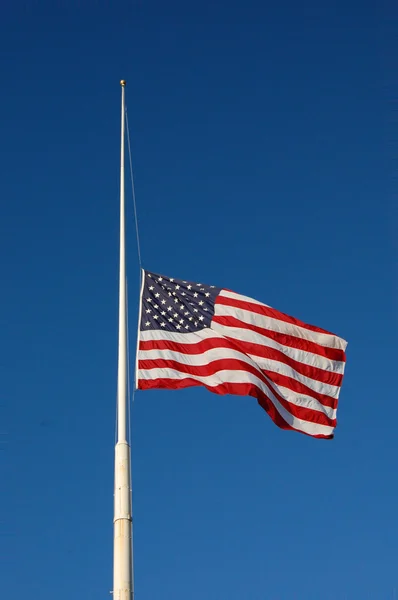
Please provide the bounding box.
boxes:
[120,80,126,87]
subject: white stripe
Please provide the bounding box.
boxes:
[216,298,347,351]
[140,328,219,344]
[220,289,269,307]
[139,346,256,369]
[139,346,337,418]
[138,366,335,437]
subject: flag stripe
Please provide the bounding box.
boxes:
[139,377,334,439]
[139,346,337,419]
[218,290,346,344]
[217,296,346,354]
[221,289,271,307]
[213,312,344,363]
[141,326,345,374]
[140,336,339,410]
[139,334,341,405]
[140,325,342,406]
[138,358,336,428]
[137,366,335,437]
[140,328,220,344]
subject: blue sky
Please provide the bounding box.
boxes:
[1,1,396,598]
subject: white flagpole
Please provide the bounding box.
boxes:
[113,79,134,600]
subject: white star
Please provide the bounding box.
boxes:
[179,319,184,324]
[154,304,159,309]
[161,299,166,305]
[154,315,159,320]
[180,304,184,310]
[167,306,173,311]
[158,277,163,282]
[149,286,154,291]
[205,292,210,297]
[193,292,198,298]
[174,298,179,303]
[199,315,204,321]
[170,278,174,282]
[181,292,186,296]
[194,321,198,326]
[146,308,151,313]
[187,285,192,290]
[168,292,172,297]
[161,311,166,316]
[204,308,208,312]
[185,325,189,329]
[173,312,178,318]
[210,285,215,288]
[176,324,181,330]
[184,311,189,316]
[145,321,150,326]
[189,317,193,321]
[160,322,166,327]
[193,308,198,313]
[196,283,201,286]
[155,293,160,298]
[147,298,152,302]
[175,284,180,290]
[168,318,173,323]
[199,301,204,306]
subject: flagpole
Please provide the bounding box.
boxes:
[113,79,134,600]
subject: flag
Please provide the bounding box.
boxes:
[136,270,347,439]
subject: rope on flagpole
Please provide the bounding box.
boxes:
[125,107,142,410]
[125,108,143,271]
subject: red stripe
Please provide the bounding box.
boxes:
[140,336,343,387]
[217,293,343,339]
[212,314,345,363]
[138,377,333,439]
[138,357,336,428]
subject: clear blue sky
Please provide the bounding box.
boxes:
[1,2,396,599]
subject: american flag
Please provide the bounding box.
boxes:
[136,270,347,439]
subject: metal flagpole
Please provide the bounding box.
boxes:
[113,79,134,600]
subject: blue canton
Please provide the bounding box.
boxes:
[140,271,221,333]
